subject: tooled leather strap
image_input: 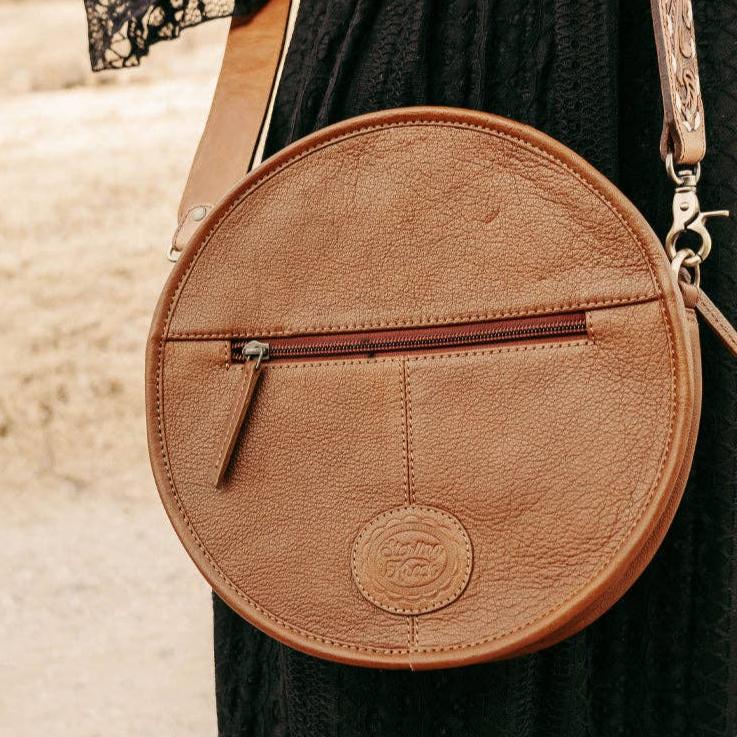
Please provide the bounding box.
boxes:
[650,0,707,165]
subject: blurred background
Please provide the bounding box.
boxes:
[0,2,231,733]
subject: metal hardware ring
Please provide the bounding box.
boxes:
[665,152,701,186]
[670,247,701,290]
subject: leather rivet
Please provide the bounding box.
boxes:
[191,205,208,222]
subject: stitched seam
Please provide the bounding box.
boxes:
[156,117,682,656]
[698,302,720,324]
[586,311,597,347]
[405,359,416,505]
[700,299,716,321]
[166,295,654,338]
[351,505,473,615]
[700,299,716,320]
[399,360,409,507]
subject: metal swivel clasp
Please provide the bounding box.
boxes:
[665,153,729,286]
[666,184,729,267]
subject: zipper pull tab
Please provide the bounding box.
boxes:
[241,340,270,367]
[212,341,269,488]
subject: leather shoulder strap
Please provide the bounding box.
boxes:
[171,0,292,257]
[172,0,707,258]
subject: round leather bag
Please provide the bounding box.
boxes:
[147,108,701,669]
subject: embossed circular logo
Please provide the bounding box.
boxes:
[352,505,473,615]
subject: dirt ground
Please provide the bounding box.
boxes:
[1,3,232,734]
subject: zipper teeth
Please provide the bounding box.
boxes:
[233,317,586,361]
[272,321,583,357]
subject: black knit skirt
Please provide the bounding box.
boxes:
[209,2,737,735]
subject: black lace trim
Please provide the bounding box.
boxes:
[84,0,263,71]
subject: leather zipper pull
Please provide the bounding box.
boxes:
[696,290,737,360]
[213,342,269,488]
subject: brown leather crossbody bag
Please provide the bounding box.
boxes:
[147,0,737,669]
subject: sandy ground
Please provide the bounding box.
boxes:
[1,3,232,734]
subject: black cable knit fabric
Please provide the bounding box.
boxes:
[84,0,737,733]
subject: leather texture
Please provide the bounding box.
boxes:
[146,108,701,669]
[696,289,737,359]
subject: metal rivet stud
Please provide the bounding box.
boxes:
[191,205,208,222]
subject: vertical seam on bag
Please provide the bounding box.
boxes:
[403,358,418,664]
[405,359,416,505]
[400,358,410,506]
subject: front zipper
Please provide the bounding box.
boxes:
[213,312,587,487]
[232,312,587,364]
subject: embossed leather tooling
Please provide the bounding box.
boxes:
[145,2,735,670]
[650,0,706,164]
[352,506,473,616]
